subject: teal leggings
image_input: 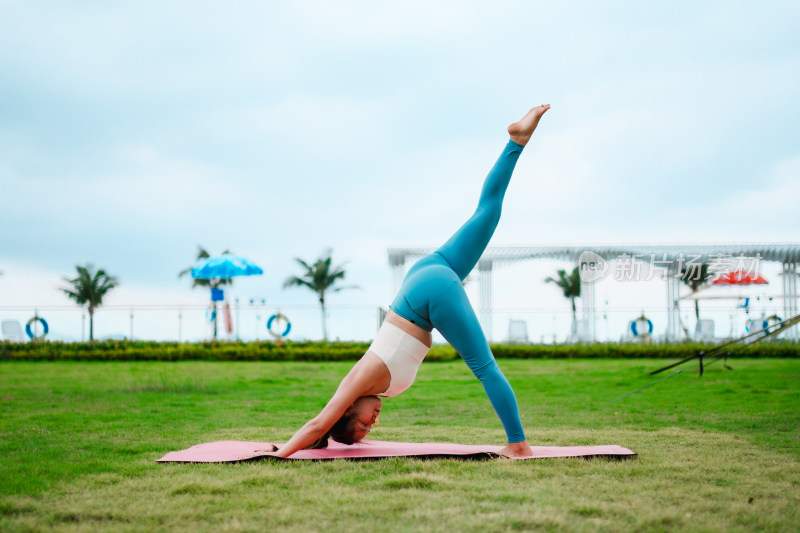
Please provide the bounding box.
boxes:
[390,140,526,442]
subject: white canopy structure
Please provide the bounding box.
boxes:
[387,244,800,342]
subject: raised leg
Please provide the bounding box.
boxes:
[435,140,523,280]
[435,104,550,281]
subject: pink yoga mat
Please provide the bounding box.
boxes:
[157,439,636,463]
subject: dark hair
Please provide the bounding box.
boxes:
[305,411,360,450]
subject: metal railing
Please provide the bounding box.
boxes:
[1,300,794,344]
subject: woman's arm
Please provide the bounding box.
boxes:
[274,357,384,458]
[273,397,351,458]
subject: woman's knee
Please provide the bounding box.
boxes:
[466,355,500,380]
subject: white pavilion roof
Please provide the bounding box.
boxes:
[388,243,800,266]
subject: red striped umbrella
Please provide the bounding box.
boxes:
[712,270,768,285]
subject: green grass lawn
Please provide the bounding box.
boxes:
[1,358,798,532]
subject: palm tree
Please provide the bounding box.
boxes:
[545,267,581,335]
[61,264,119,341]
[178,246,234,339]
[679,263,712,320]
[283,249,358,341]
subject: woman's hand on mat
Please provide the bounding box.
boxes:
[255,445,280,456]
[498,440,534,459]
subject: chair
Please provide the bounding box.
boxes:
[695,319,715,342]
[1,320,25,341]
[507,319,529,344]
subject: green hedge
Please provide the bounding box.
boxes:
[2,339,799,362]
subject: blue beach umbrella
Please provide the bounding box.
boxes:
[191,254,263,339]
[190,254,264,280]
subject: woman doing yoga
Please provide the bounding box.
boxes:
[274,104,550,459]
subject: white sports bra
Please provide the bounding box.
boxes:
[368,321,431,397]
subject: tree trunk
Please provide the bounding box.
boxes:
[320,297,328,341]
[89,308,94,341]
[694,299,700,320]
[570,297,577,335]
[213,302,218,339]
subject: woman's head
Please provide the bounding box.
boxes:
[306,396,382,449]
[338,395,382,442]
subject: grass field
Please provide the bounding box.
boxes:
[1,358,798,532]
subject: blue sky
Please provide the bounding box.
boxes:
[1,1,798,341]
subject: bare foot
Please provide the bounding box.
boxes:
[498,440,534,459]
[507,104,550,146]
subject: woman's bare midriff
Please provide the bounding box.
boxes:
[357,309,433,397]
[384,309,433,348]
